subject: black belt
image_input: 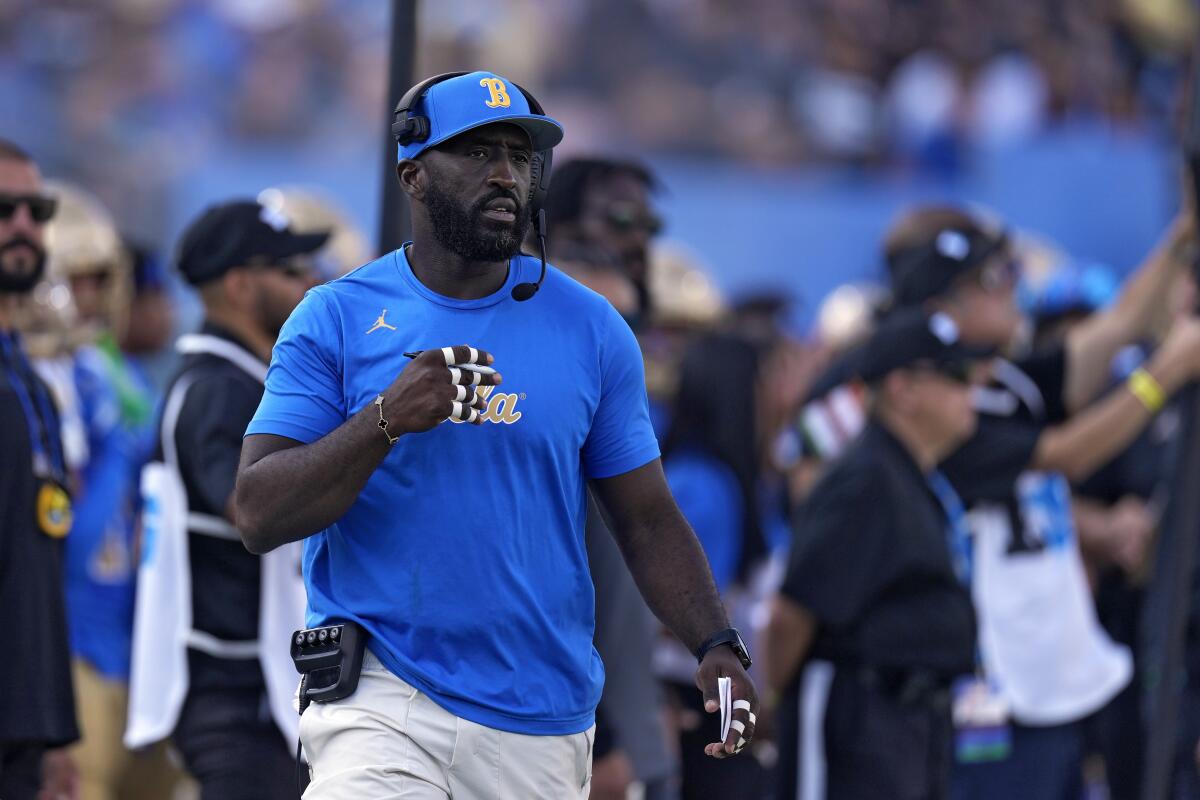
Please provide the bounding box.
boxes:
[852,665,952,709]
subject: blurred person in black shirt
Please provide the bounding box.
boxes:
[766,308,986,800]
[125,199,325,800]
[881,205,1200,800]
[0,138,79,800]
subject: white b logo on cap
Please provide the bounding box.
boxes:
[259,205,290,232]
[929,312,961,344]
[935,230,970,261]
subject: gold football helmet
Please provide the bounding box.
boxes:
[257,186,370,280]
[42,180,132,343]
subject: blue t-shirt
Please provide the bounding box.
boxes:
[246,249,660,735]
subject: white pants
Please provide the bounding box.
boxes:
[300,650,595,799]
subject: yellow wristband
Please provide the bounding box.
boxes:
[1128,367,1165,414]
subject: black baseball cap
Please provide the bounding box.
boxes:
[807,307,991,401]
[887,220,1008,308]
[176,199,330,286]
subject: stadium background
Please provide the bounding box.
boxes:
[0,0,1189,331]
[4,4,1200,797]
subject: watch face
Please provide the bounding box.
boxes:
[731,632,752,668]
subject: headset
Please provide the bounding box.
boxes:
[392,72,552,302]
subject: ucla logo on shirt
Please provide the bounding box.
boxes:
[480,78,511,109]
[450,384,523,425]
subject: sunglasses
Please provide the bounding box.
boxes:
[0,193,58,224]
[245,257,313,281]
[604,203,663,236]
[909,360,972,385]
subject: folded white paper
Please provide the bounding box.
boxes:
[718,676,732,743]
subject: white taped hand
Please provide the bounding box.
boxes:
[450,400,479,424]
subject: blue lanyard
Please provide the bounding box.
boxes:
[928,469,994,680]
[0,331,66,481]
[927,469,972,587]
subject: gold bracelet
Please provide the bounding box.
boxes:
[375,394,399,445]
[1127,367,1165,414]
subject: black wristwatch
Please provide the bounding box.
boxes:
[695,627,752,670]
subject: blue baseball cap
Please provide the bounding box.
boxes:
[1018,260,1119,322]
[398,71,564,161]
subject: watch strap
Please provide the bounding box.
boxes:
[695,627,752,669]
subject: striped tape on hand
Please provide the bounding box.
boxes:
[449,400,479,424]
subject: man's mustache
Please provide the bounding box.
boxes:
[472,190,525,218]
[0,235,45,261]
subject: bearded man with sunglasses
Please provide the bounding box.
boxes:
[882,206,1200,800]
[0,139,80,800]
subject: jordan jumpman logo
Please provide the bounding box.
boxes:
[366,309,398,335]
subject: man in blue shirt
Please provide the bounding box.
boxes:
[235,71,758,798]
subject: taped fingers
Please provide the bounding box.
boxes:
[441,345,492,366]
[453,384,476,403]
[449,401,480,424]
[723,697,756,755]
[449,366,501,386]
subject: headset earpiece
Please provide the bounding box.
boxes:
[392,71,469,148]
[391,115,429,147]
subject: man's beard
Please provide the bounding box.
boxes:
[255,283,294,341]
[0,237,47,294]
[424,183,531,263]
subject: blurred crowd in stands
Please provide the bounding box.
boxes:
[3,0,1195,193]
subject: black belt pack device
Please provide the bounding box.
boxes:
[291,620,367,706]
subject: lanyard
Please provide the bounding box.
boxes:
[0,330,66,481]
[927,469,972,587]
[928,468,996,680]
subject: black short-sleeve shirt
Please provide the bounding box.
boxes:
[0,338,78,745]
[781,421,976,677]
[157,323,267,691]
[939,346,1069,557]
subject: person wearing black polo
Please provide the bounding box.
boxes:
[878,206,1200,800]
[125,199,326,800]
[766,308,984,800]
[0,140,79,799]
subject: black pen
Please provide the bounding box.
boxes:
[404,350,496,375]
